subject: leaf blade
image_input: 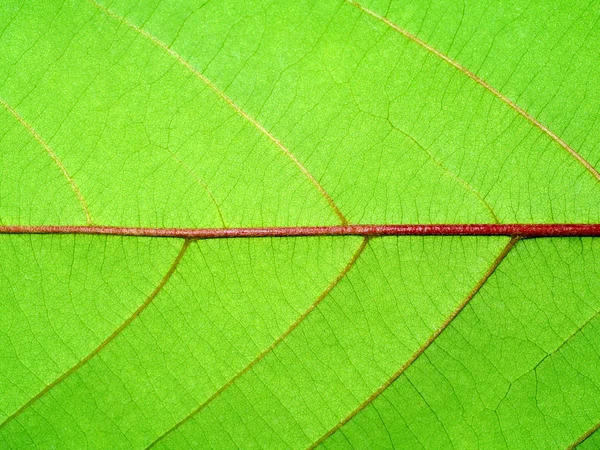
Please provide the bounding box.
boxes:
[2,0,600,448]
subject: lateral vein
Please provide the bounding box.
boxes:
[0,98,93,225]
[569,421,600,449]
[346,0,600,183]
[308,236,519,449]
[146,237,369,449]
[0,239,191,430]
[87,0,348,225]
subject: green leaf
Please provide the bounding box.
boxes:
[1,0,599,448]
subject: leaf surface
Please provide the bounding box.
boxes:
[1,0,600,448]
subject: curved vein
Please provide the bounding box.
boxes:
[0,98,93,224]
[569,422,600,449]
[146,237,369,449]
[309,236,519,449]
[346,0,600,183]
[398,129,500,223]
[87,0,348,225]
[0,239,191,431]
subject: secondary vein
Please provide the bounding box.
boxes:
[146,237,369,449]
[87,0,348,226]
[569,421,600,449]
[346,0,600,183]
[0,97,93,225]
[308,236,519,449]
[0,239,191,431]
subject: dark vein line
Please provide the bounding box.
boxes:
[0,239,191,430]
[346,0,600,183]
[1,224,600,238]
[569,421,600,449]
[308,236,519,449]
[146,237,369,449]
[86,0,348,225]
[0,97,93,225]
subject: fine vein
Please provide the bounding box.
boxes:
[87,0,348,225]
[146,237,369,449]
[0,239,191,430]
[0,98,93,225]
[346,0,600,183]
[309,236,519,449]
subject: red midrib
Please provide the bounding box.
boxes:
[1,224,600,238]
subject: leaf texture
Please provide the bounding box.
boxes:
[1,0,600,448]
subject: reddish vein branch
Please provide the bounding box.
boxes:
[87,0,347,225]
[346,0,600,183]
[309,236,520,449]
[0,239,191,431]
[1,224,600,238]
[147,237,369,449]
